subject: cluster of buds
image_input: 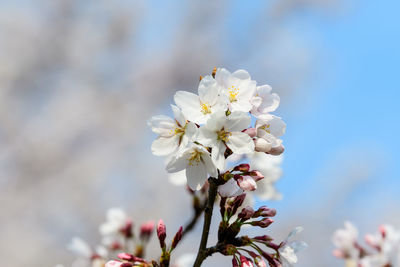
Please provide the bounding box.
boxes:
[333,222,400,267]
[216,193,306,267]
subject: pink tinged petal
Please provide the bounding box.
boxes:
[237,176,257,191]
[211,141,226,170]
[254,138,272,153]
[267,145,285,155]
[148,115,176,136]
[174,91,204,124]
[256,85,280,114]
[186,161,208,190]
[218,178,244,197]
[243,128,257,138]
[151,135,180,156]
[171,104,186,126]
[105,260,123,267]
[227,132,255,154]
[224,111,251,132]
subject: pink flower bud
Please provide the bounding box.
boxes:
[171,226,183,250]
[238,207,255,221]
[237,176,257,191]
[254,206,276,217]
[253,235,273,242]
[118,253,134,261]
[251,218,274,228]
[243,128,257,138]
[120,219,133,238]
[267,145,284,155]
[254,138,272,153]
[255,257,267,267]
[105,261,123,267]
[157,219,167,248]
[140,220,155,241]
[249,170,264,182]
[232,256,240,267]
[240,255,254,267]
[234,163,250,172]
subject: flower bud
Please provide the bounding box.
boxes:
[157,219,167,249]
[232,256,240,267]
[237,176,257,191]
[254,206,276,218]
[251,218,274,228]
[233,163,250,172]
[249,171,264,182]
[240,255,254,267]
[171,226,183,250]
[254,257,267,267]
[238,207,255,221]
[140,221,155,241]
[120,219,133,238]
[243,128,257,138]
[267,145,284,155]
[254,138,272,153]
[231,194,246,216]
[253,235,273,242]
[118,253,134,261]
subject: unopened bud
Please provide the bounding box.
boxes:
[249,171,264,182]
[105,261,123,267]
[255,257,267,267]
[157,219,167,249]
[240,255,253,267]
[243,128,257,138]
[118,253,134,261]
[267,145,284,155]
[232,256,240,267]
[171,226,183,250]
[253,235,273,242]
[254,206,276,217]
[254,138,272,153]
[120,219,133,238]
[234,164,250,172]
[238,207,255,221]
[140,221,155,241]
[231,194,246,216]
[237,176,257,191]
[251,218,274,228]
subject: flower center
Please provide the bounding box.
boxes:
[228,85,239,102]
[188,150,202,166]
[200,102,212,115]
[259,124,271,134]
[216,128,232,142]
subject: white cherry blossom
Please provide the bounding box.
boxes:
[254,115,286,153]
[99,208,131,248]
[218,178,244,198]
[166,144,217,190]
[198,110,254,170]
[148,105,197,156]
[279,227,308,267]
[332,221,360,260]
[251,84,280,118]
[215,68,257,112]
[174,75,227,124]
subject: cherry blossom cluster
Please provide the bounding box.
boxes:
[148,67,285,196]
[333,222,400,267]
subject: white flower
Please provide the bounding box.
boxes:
[68,237,107,267]
[148,105,198,156]
[68,237,93,258]
[251,84,280,118]
[279,227,308,267]
[166,144,217,190]
[215,68,257,112]
[332,221,359,260]
[99,208,131,248]
[198,110,254,170]
[174,75,227,124]
[254,115,286,153]
[249,152,283,201]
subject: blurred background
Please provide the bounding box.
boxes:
[1,0,399,266]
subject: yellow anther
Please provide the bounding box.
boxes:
[260,124,271,134]
[188,150,202,166]
[228,86,239,102]
[216,129,232,142]
[201,102,212,114]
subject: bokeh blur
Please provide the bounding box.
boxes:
[1,0,399,266]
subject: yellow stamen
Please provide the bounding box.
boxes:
[260,124,271,134]
[216,129,232,142]
[228,85,239,102]
[188,150,202,166]
[201,102,212,114]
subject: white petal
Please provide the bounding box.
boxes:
[215,68,231,86]
[211,141,226,170]
[205,110,226,131]
[198,127,218,147]
[185,122,198,140]
[224,111,251,132]
[230,100,254,113]
[287,227,304,241]
[166,152,189,173]
[151,135,180,156]
[226,132,255,154]
[171,104,186,126]
[174,91,204,124]
[168,170,187,186]
[148,115,176,137]
[232,69,251,80]
[198,75,220,105]
[202,151,218,177]
[218,178,244,197]
[290,241,308,253]
[186,162,208,190]
[68,237,92,258]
